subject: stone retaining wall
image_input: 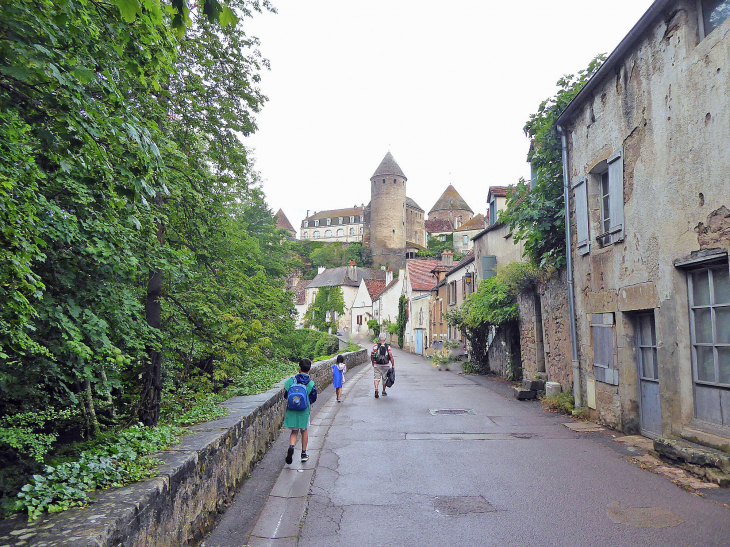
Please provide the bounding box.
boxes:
[0,350,368,547]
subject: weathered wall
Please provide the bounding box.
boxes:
[472,223,525,284]
[405,204,426,247]
[0,350,369,547]
[565,1,730,434]
[486,322,521,378]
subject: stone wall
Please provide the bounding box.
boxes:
[486,322,520,378]
[0,350,369,547]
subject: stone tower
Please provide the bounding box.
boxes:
[367,151,407,269]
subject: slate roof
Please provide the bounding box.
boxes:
[293,280,310,305]
[364,279,386,300]
[406,197,424,211]
[307,266,386,289]
[406,259,442,291]
[425,218,453,233]
[429,184,473,214]
[304,206,363,222]
[275,209,296,234]
[455,214,486,232]
[372,151,407,180]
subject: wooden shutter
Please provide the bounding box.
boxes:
[573,177,590,256]
[607,147,624,242]
[591,313,618,385]
[481,255,497,279]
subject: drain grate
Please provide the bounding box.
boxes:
[429,408,476,416]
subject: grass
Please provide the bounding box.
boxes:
[542,392,575,415]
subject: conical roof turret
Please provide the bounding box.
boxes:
[371,151,407,180]
[429,184,473,214]
[275,209,296,234]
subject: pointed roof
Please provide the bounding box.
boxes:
[275,209,296,234]
[371,151,407,180]
[429,184,473,215]
[405,197,423,211]
[455,213,486,232]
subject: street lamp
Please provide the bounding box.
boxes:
[464,272,472,285]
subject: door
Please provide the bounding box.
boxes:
[636,313,661,437]
[415,329,424,355]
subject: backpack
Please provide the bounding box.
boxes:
[287,380,310,411]
[374,343,390,365]
[385,367,395,388]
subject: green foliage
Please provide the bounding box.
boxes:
[308,242,372,271]
[367,319,380,337]
[0,409,73,463]
[303,287,345,333]
[542,392,575,415]
[500,54,606,269]
[231,359,298,396]
[13,424,180,520]
[396,296,407,349]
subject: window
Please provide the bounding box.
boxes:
[303,231,309,239]
[594,147,624,246]
[688,265,730,386]
[463,235,469,245]
[382,179,386,184]
[699,0,730,38]
[441,235,446,242]
[338,217,343,224]
[349,228,355,235]
[448,281,457,304]
[357,315,362,325]
[350,216,355,223]
[359,227,363,234]
[489,198,496,225]
[314,219,319,227]
[303,221,308,228]
[326,218,331,226]
[574,176,590,255]
[394,178,397,184]
[337,229,344,236]
[636,313,658,382]
[592,313,618,385]
[313,231,320,238]
[325,230,332,237]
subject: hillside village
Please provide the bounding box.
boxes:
[281,0,730,480]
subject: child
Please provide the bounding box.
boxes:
[332,354,346,403]
[284,358,317,463]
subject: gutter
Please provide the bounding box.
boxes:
[558,125,582,408]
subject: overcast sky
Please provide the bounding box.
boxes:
[243,0,655,234]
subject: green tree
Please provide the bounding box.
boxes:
[396,295,407,349]
[500,54,606,270]
[367,319,380,338]
[304,287,345,333]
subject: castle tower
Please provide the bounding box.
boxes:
[368,151,407,269]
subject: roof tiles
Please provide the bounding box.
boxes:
[429,184,473,214]
[406,259,442,291]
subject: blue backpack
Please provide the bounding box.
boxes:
[287,381,309,411]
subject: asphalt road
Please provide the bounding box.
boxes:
[205,347,730,547]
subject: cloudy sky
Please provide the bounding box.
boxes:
[243,0,655,234]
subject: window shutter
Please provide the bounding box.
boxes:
[607,146,624,242]
[573,177,590,255]
[481,255,497,279]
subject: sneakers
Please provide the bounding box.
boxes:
[301,451,309,462]
[381,390,387,396]
[374,389,379,398]
[336,398,341,403]
[285,445,294,465]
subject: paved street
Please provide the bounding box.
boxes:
[205,347,730,547]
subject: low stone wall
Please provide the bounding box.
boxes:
[0,349,368,547]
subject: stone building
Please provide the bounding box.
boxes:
[428,184,473,229]
[557,0,730,446]
[453,214,486,254]
[300,206,364,243]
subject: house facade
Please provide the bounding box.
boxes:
[300,207,364,243]
[558,0,730,443]
[453,215,486,254]
[402,257,444,350]
[443,251,477,342]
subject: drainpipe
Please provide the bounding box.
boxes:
[558,125,582,408]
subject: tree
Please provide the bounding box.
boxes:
[396,296,407,349]
[500,54,606,270]
[367,319,380,338]
[304,287,345,333]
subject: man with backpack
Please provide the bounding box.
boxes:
[284,358,317,463]
[371,331,395,398]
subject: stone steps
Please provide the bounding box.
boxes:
[653,437,730,487]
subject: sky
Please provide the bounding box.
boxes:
[242,0,656,234]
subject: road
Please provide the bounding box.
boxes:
[204,347,730,547]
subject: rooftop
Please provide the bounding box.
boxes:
[304,206,363,221]
[372,151,407,180]
[455,214,486,232]
[275,209,296,233]
[429,184,473,215]
[406,197,424,212]
[307,266,386,289]
[425,218,453,233]
[406,259,442,291]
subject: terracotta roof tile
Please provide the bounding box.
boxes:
[425,218,453,233]
[406,259,442,291]
[429,184,473,214]
[364,279,386,300]
[488,186,509,199]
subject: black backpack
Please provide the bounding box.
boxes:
[375,343,390,365]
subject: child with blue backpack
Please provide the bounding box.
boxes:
[284,358,317,464]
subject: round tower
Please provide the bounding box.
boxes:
[369,151,407,269]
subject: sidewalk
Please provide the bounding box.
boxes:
[206,347,730,547]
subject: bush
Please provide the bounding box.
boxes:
[277,329,338,362]
[542,392,575,415]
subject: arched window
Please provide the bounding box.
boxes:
[325,230,332,237]
[313,231,320,239]
[337,229,344,236]
[349,228,355,236]
[303,231,309,239]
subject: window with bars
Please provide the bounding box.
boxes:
[688,265,730,386]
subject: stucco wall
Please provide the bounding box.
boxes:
[472,223,525,283]
[0,351,369,547]
[564,1,730,433]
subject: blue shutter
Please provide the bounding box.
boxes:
[481,255,497,279]
[573,177,590,255]
[607,147,624,242]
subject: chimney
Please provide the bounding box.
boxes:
[318,266,326,275]
[441,250,453,267]
[386,267,393,285]
[348,260,357,281]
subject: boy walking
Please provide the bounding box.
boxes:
[284,358,317,463]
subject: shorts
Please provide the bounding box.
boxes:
[373,365,390,382]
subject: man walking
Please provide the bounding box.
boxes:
[371,331,394,398]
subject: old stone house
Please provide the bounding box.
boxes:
[300,206,364,243]
[453,214,486,254]
[557,0,730,445]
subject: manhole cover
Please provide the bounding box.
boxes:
[429,409,476,415]
[433,496,496,516]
